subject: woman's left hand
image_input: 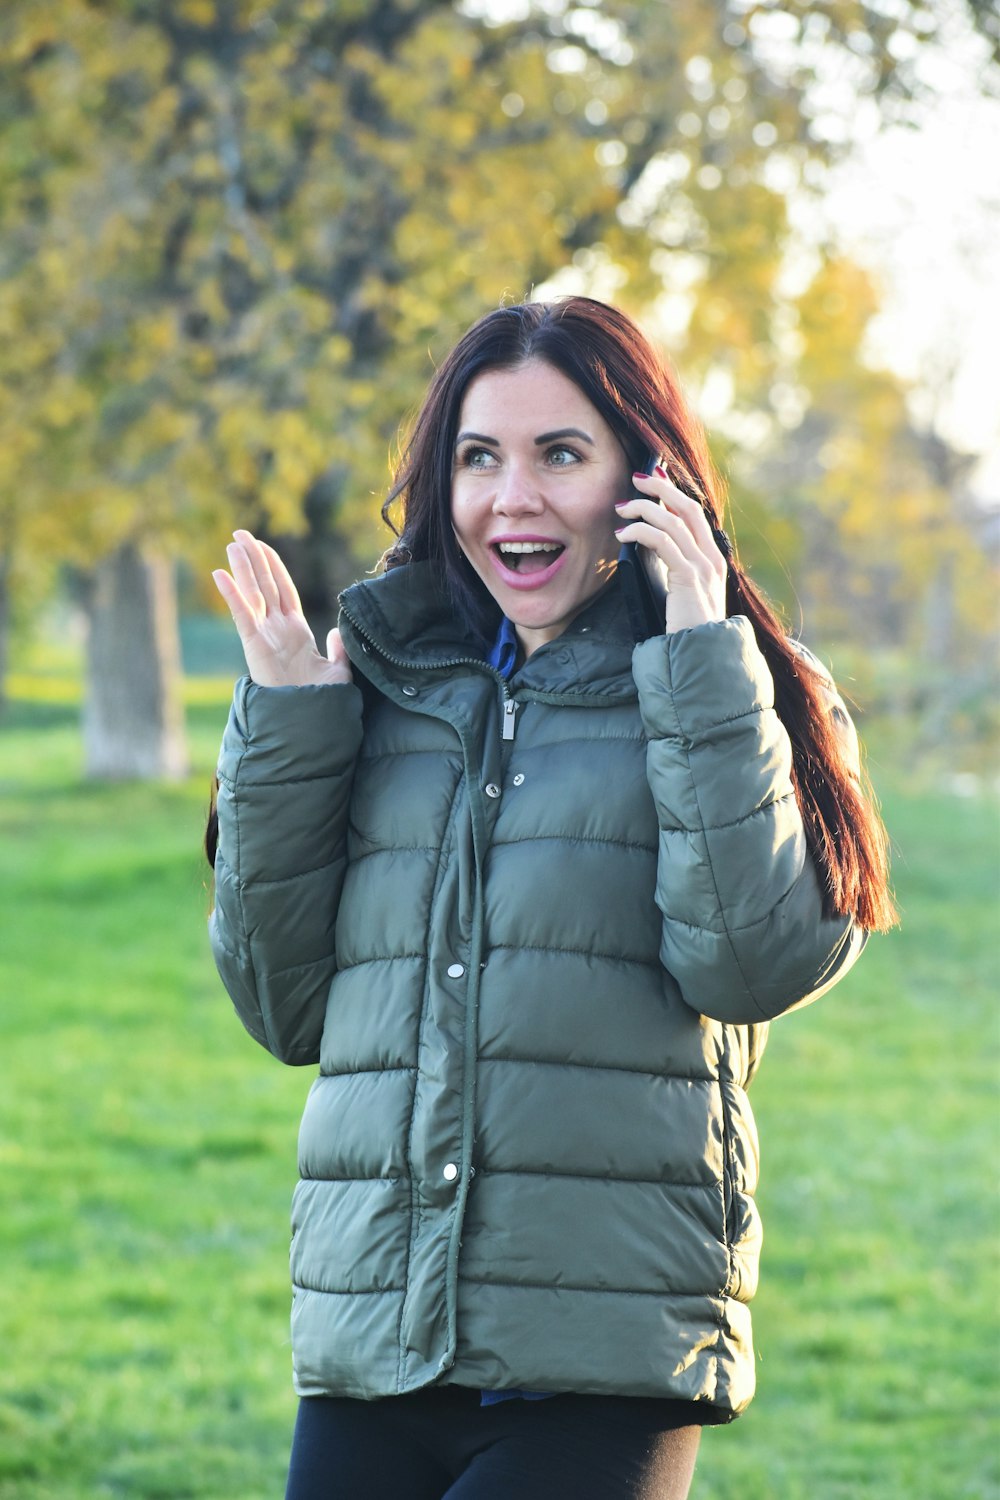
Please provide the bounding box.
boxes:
[615,466,728,634]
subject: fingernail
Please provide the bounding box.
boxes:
[654,464,667,478]
[632,470,648,480]
[614,527,626,536]
[614,501,629,511]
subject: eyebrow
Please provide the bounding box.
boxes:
[535,427,594,446]
[454,427,595,448]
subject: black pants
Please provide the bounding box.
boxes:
[285,1386,702,1500]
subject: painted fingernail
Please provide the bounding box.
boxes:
[614,526,627,536]
[632,470,648,480]
[654,464,667,478]
[614,501,629,511]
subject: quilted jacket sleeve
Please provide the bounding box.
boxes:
[209,675,364,1064]
[633,615,865,1025]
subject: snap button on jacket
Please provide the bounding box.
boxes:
[209,564,864,1415]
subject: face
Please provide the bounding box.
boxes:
[451,359,632,657]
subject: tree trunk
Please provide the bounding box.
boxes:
[83,543,188,780]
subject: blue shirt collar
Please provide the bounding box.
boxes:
[486,615,519,679]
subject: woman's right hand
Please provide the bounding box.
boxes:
[212,530,354,688]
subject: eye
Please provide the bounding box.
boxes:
[458,446,498,469]
[547,446,582,467]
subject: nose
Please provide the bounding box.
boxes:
[492,459,544,517]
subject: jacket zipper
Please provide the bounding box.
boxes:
[719,1084,739,1297]
[501,699,518,739]
[339,601,519,741]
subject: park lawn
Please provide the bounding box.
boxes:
[0,685,997,1500]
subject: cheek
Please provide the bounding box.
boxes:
[451,483,491,544]
[449,504,477,565]
[584,500,619,550]
[449,489,465,540]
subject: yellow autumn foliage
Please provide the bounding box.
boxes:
[0,0,989,684]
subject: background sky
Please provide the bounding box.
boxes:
[533,3,1000,502]
[797,15,1000,501]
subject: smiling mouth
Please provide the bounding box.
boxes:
[492,541,565,574]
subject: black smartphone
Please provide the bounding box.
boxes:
[617,449,667,642]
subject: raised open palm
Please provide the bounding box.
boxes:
[212,530,353,688]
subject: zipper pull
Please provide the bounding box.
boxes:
[501,699,518,741]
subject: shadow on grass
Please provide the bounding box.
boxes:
[1,699,79,733]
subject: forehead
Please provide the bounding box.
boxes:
[458,359,608,434]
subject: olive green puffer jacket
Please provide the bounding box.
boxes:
[209,562,864,1416]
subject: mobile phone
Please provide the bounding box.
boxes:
[617,453,735,642]
[617,450,667,642]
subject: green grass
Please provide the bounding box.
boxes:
[0,677,997,1498]
[698,781,1000,1499]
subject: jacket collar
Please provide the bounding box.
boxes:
[338,562,639,702]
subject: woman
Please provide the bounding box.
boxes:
[207,296,894,1499]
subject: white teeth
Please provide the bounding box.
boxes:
[496,541,562,554]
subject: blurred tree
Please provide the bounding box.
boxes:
[965,0,1000,70]
[82,543,188,778]
[0,0,992,767]
[737,256,994,720]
